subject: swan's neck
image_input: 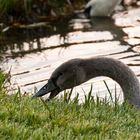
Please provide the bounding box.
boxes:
[81,57,140,108]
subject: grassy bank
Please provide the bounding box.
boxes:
[0,0,86,24]
[0,72,140,139]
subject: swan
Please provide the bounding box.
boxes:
[33,57,140,108]
[84,0,122,17]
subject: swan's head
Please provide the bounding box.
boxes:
[33,59,86,98]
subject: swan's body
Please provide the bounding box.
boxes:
[33,57,140,108]
[85,0,122,17]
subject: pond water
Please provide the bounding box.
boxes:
[1,7,140,102]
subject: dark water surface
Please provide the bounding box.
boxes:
[1,8,140,102]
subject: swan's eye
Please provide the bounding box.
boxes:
[59,72,63,76]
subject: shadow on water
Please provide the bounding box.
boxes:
[0,16,74,60]
[86,17,129,45]
[86,17,138,58]
[0,13,131,61]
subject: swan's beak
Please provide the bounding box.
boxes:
[32,79,57,98]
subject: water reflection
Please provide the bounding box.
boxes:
[0,15,129,59]
[1,8,140,102]
[0,17,73,59]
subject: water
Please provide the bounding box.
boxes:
[0,7,140,102]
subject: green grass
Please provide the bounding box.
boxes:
[0,72,140,140]
[0,0,86,19]
[0,0,21,15]
[0,0,88,26]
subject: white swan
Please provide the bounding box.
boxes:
[84,0,122,17]
[33,57,140,108]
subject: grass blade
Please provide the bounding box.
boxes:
[103,80,113,102]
